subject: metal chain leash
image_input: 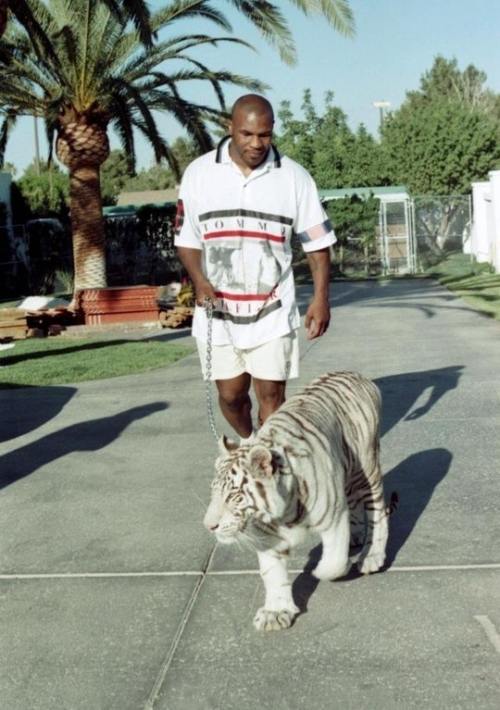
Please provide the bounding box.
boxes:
[203,297,219,442]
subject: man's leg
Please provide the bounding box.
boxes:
[253,378,286,425]
[216,373,253,438]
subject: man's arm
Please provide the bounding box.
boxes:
[304,247,331,340]
[176,247,217,306]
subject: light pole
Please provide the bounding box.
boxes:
[33,115,41,175]
[373,100,391,132]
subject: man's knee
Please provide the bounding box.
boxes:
[255,381,286,416]
[217,379,251,411]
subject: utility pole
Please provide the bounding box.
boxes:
[34,115,41,175]
[372,100,391,132]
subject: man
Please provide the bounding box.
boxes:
[175,94,335,442]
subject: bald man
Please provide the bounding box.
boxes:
[175,94,335,441]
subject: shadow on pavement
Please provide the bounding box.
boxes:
[383,447,453,566]
[295,279,478,318]
[375,365,464,437]
[0,402,168,490]
[292,447,452,616]
[0,385,76,443]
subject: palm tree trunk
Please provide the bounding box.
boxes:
[69,164,107,291]
[0,1,8,37]
[55,109,110,296]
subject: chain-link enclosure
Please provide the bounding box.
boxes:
[321,191,471,276]
[412,195,472,270]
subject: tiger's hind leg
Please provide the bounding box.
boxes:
[356,465,388,575]
[312,506,351,581]
[349,499,366,560]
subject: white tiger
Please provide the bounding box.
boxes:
[203,371,390,631]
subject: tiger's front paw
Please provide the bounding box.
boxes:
[253,605,299,632]
[357,551,385,575]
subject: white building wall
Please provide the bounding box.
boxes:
[471,181,492,263]
[488,170,500,273]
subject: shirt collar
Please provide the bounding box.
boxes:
[215,135,281,169]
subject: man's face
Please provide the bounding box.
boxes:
[228,109,274,171]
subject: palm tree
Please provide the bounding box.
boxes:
[0,0,263,293]
[0,0,153,45]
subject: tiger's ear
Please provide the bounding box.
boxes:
[218,434,239,454]
[247,445,274,478]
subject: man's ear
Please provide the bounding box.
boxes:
[227,120,233,136]
[247,445,274,478]
[218,434,239,454]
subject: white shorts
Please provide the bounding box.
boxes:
[196,331,299,381]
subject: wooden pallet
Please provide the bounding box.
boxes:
[0,308,28,340]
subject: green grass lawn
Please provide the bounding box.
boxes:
[0,337,193,388]
[425,252,500,321]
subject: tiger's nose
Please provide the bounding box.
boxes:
[203,512,219,532]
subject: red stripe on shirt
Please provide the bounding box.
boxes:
[204,230,285,243]
[214,290,274,302]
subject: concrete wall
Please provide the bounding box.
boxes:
[471,170,500,272]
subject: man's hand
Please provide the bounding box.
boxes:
[304,297,330,340]
[193,277,218,307]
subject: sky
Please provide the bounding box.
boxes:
[5,0,500,174]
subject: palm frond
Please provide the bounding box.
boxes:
[99,0,153,47]
[289,0,355,36]
[223,0,296,65]
[6,0,59,63]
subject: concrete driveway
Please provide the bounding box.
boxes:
[1,279,499,709]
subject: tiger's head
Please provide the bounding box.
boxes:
[203,435,290,545]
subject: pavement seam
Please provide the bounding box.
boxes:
[143,544,217,710]
[474,616,500,655]
[1,563,500,580]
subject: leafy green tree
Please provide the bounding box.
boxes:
[17,161,69,216]
[1,160,15,175]
[346,125,385,187]
[381,98,500,195]
[325,194,380,274]
[0,0,262,293]
[170,136,200,176]
[276,90,386,188]
[411,55,500,115]
[102,137,200,205]
[100,150,131,205]
[121,163,175,192]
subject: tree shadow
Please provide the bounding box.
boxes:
[0,401,168,490]
[295,278,483,319]
[0,385,76,443]
[375,365,463,437]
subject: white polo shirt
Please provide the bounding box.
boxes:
[174,137,336,348]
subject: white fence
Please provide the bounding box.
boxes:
[470,170,500,273]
